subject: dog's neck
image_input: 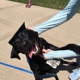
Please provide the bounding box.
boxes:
[39,37,49,49]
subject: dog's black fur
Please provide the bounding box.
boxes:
[9,23,80,80]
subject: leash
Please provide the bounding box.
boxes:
[0,61,33,74]
[0,61,57,78]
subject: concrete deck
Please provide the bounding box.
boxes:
[0,0,80,80]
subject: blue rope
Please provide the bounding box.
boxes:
[0,61,56,78]
[35,73,57,78]
[0,61,33,74]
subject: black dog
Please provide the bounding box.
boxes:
[9,22,80,80]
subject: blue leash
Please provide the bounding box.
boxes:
[0,61,56,78]
[0,61,33,74]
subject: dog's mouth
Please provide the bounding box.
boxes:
[28,42,39,58]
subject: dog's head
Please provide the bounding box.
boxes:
[9,22,41,60]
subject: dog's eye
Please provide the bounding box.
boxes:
[15,39,20,44]
[23,41,26,45]
[23,41,28,46]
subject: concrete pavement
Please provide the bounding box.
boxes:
[0,0,80,80]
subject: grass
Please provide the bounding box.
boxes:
[9,0,80,13]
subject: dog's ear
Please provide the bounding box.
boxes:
[9,22,26,45]
[9,22,26,60]
[11,47,20,60]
